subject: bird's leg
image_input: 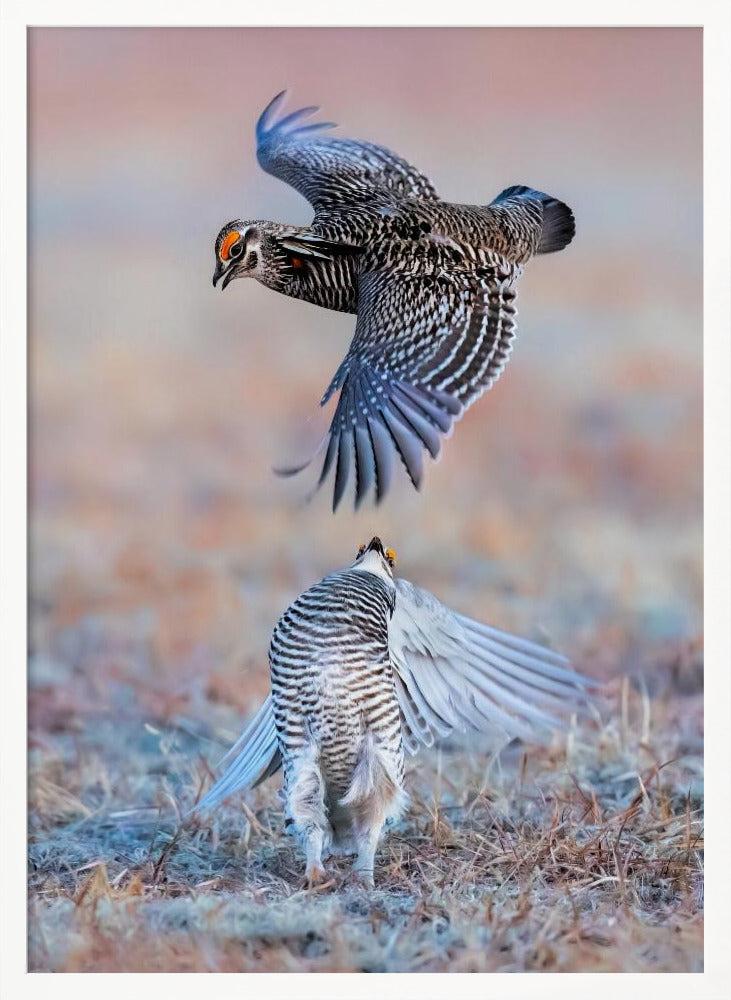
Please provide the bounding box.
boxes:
[341,732,404,888]
[286,745,331,888]
[350,821,383,889]
[304,827,328,888]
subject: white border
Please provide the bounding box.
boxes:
[2,3,729,998]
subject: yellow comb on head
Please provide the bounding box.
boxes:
[385,548,396,567]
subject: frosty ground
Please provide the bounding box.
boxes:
[29,654,702,972]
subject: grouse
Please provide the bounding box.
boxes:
[213,93,576,511]
[193,538,593,887]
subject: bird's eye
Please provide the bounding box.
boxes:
[385,548,396,567]
[228,241,243,260]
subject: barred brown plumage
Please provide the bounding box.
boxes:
[212,92,576,511]
[193,538,596,888]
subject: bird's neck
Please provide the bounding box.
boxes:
[257,226,360,315]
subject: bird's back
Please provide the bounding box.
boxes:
[269,568,403,799]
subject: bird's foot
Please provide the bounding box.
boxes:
[304,863,333,892]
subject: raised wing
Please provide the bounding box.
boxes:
[279,268,518,510]
[192,695,281,814]
[389,578,595,753]
[256,91,438,211]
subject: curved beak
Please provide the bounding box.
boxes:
[212,260,226,288]
[213,261,246,290]
[213,259,240,290]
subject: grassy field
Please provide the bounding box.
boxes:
[29,641,703,972]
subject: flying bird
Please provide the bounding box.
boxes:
[193,538,594,888]
[213,92,576,511]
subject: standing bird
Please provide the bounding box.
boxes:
[193,538,594,888]
[213,92,575,511]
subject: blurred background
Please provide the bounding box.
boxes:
[29,27,702,767]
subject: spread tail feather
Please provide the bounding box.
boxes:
[536,195,575,254]
[491,185,576,254]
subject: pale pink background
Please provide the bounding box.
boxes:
[29,28,702,689]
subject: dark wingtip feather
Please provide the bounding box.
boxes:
[256,92,339,149]
[256,90,288,140]
[353,424,375,510]
[287,121,338,139]
[318,432,339,489]
[332,431,352,512]
[396,382,455,435]
[390,390,442,459]
[274,105,320,132]
[287,366,456,510]
[381,408,424,490]
[368,416,394,503]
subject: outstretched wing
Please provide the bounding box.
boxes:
[256,91,438,211]
[280,268,518,510]
[389,579,595,753]
[192,695,281,814]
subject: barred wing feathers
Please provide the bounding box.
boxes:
[281,269,517,510]
[191,583,594,812]
[390,579,594,753]
[256,91,438,211]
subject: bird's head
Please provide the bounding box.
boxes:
[352,537,396,581]
[212,220,289,290]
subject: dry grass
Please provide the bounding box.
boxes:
[29,663,703,972]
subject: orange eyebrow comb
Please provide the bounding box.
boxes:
[220,231,240,261]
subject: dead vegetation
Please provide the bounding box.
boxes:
[29,663,703,972]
